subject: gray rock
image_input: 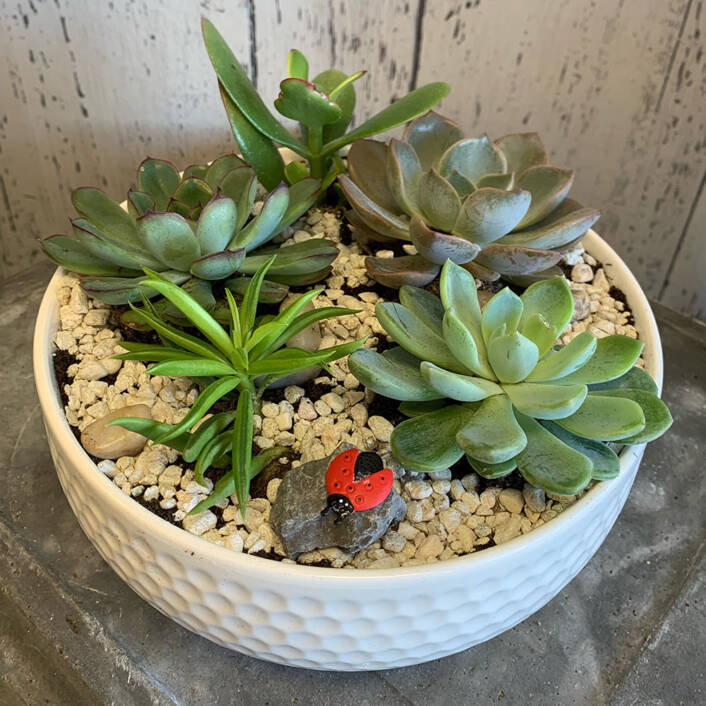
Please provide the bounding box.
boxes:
[80,404,151,459]
[270,443,407,557]
[571,287,591,322]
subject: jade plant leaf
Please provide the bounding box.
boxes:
[287,49,309,79]
[274,78,342,128]
[314,68,358,143]
[556,394,645,441]
[558,335,644,385]
[503,382,587,420]
[591,388,673,444]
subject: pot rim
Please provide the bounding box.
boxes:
[33,229,663,582]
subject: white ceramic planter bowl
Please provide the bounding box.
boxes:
[34,231,662,670]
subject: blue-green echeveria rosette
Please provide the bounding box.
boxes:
[348,260,672,495]
[338,111,601,288]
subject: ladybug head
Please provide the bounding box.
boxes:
[321,493,354,524]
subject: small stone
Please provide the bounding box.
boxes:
[321,392,345,413]
[69,286,89,314]
[143,486,159,502]
[593,268,610,291]
[461,473,480,492]
[158,465,182,487]
[405,479,433,500]
[261,402,279,418]
[182,511,217,536]
[428,469,452,480]
[406,501,423,523]
[382,531,406,553]
[571,263,593,283]
[416,535,443,560]
[432,479,451,495]
[224,533,244,552]
[571,288,591,322]
[439,508,462,532]
[284,385,305,404]
[349,403,368,428]
[449,479,466,501]
[314,399,332,417]
[297,398,318,420]
[368,415,393,442]
[266,478,282,503]
[479,488,498,508]
[499,488,524,514]
[78,359,109,381]
[397,521,419,540]
[523,484,546,512]
[80,404,152,459]
[493,515,523,545]
[96,459,117,477]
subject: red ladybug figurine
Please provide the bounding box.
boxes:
[320,449,394,524]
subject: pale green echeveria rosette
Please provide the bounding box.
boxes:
[338,111,601,288]
[348,261,672,495]
[41,154,337,312]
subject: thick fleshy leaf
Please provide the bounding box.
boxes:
[558,335,644,385]
[239,239,338,277]
[591,389,672,444]
[503,382,587,419]
[454,188,531,245]
[542,420,619,480]
[314,68,357,144]
[173,177,213,209]
[506,266,564,287]
[166,199,192,219]
[391,405,476,472]
[274,78,342,128]
[196,196,238,255]
[41,235,127,276]
[515,166,574,229]
[462,260,501,281]
[527,331,598,382]
[348,347,441,401]
[288,49,309,80]
[439,259,482,331]
[217,166,257,230]
[189,249,245,280]
[80,272,190,305]
[387,138,423,216]
[347,139,399,213]
[519,276,573,337]
[224,276,289,304]
[399,285,445,335]
[408,216,480,265]
[365,254,440,288]
[182,164,209,180]
[515,413,593,494]
[467,455,517,479]
[138,212,200,271]
[556,394,645,441]
[481,287,523,344]
[520,312,557,358]
[418,168,462,232]
[338,174,410,240]
[475,172,514,190]
[487,332,539,383]
[376,301,463,372]
[494,133,547,175]
[398,399,446,417]
[456,395,526,464]
[218,84,287,190]
[443,308,495,379]
[127,190,155,218]
[231,184,289,251]
[402,111,465,171]
[136,158,180,211]
[284,160,308,184]
[475,243,563,276]
[438,136,507,183]
[446,169,476,197]
[278,177,322,231]
[589,366,658,395]
[420,362,502,401]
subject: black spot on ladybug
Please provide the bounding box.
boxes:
[354,451,384,480]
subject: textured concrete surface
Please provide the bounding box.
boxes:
[0,265,704,706]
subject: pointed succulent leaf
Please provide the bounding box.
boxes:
[278,177,322,231]
[40,235,127,276]
[146,359,236,378]
[217,83,287,190]
[515,166,574,229]
[398,285,445,335]
[418,168,462,232]
[287,49,308,79]
[514,413,593,494]
[475,172,515,190]
[182,164,209,180]
[365,254,440,288]
[558,335,644,385]
[265,267,333,286]
[494,133,547,175]
[588,366,658,395]
[446,169,476,197]
[161,278,217,319]
[284,160,309,184]
[398,399,446,417]
[467,455,517,479]
[347,139,399,213]
[218,166,258,231]
[503,381,588,419]
[348,347,442,401]
[481,287,523,344]
[401,111,465,171]
[166,199,192,218]
[138,212,200,271]
[205,154,249,190]
[519,276,573,337]
[391,405,476,472]
[127,190,155,218]
[224,276,289,304]
[527,331,598,382]
[196,196,238,255]
[439,259,482,332]
[475,243,563,276]
[338,174,410,240]
[249,338,366,377]
[442,308,494,379]
[387,138,423,216]
[542,420,620,480]
[231,184,289,251]
[420,362,502,401]
[239,239,338,277]
[408,216,480,265]
[313,69,357,144]
[454,188,531,245]
[438,136,507,183]
[456,395,526,464]
[274,78,342,128]
[463,259,502,281]
[520,312,557,358]
[173,177,213,209]
[189,249,245,280]
[136,158,180,211]
[590,389,672,444]
[556,394,645,441]
[487,331,539,383]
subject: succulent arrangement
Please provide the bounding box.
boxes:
[111,259,365,513]
[349,260,672,494]
[202,19,449,189]
[338,111,601,288]
[41,154,337,309]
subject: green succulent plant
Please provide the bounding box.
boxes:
[111,257,366,513]
[348,260,672,495]
[202,18,450,189]
[338,111,601,288]
[41,154,338,308]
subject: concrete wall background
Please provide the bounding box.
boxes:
[1,0,704,319]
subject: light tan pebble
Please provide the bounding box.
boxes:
[59,306,83,330]
[397,521,419,540]
[297,398,318,421]
[523,484,546,512]
[593,268,609,291]
[406,501,423,523]
[120,482,132,495]
[520,517,533,534]
[449,479,466,501]
[382,531,407,553]
[451,500,470,515]
[406,479,433,500]
[130,485,144,498]
[261,402,279,418]
[349,403,368,428]
[593,319,616,335]
[300,440,326,463]
[571,263,594,283]
[475,522,492,538]
[486,511,510,528]
[182,510,217,537]
[314,399,332,416]
[368,415,393,442]
[499,488,524,514]
[541,509,558,521]
[474,537,491,546]
[176,492,200,513]
[81,404,152,459]
[135,449,168,478]
[320,392,344,413]
[479,488,498,508]
[159,486,176,499]
[101,357,122,375]
[461,473,480,492]
[553,502,567,514]
[293,420,310,441]
[284,385,305,404]
[54,331,76,351]
[440,547,456,561]
[96,459,117,476]
[583,253,597,266]
[185,479,213,494]
[419,497,436,521]
[78,359,109,381]
[157,465,182,488]
[439,508,462,533]
[475,503,494,516]
[493,515,523,545]
[461,491,480,512]
[255,435,275,449]
[275,412,293,431]
[266,478,282,504]
[432,494,450,511]
[245,533,267,554]
[428,469,452,481]
[357,291,378,303]
[524,508,540,523]
[416,535,443,560]
[571,289,591,321]
[343,374,359,390]
[113,471,127,486]
[128,467,144,485]
[275,431,296,446]
[547,492,577,504]
[432,480,451,494]
[452,525,476,553]
[142,485,159,502]
[69,286,89,314]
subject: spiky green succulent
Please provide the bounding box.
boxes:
[338,111,601,288]
[348,260,671,495]
[41,154,338,308]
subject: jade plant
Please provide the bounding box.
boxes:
[202,18,450,189]
[111,258,366,513]
[41,154,337,308]
[348,260,672,494]
[338,111,601,287]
